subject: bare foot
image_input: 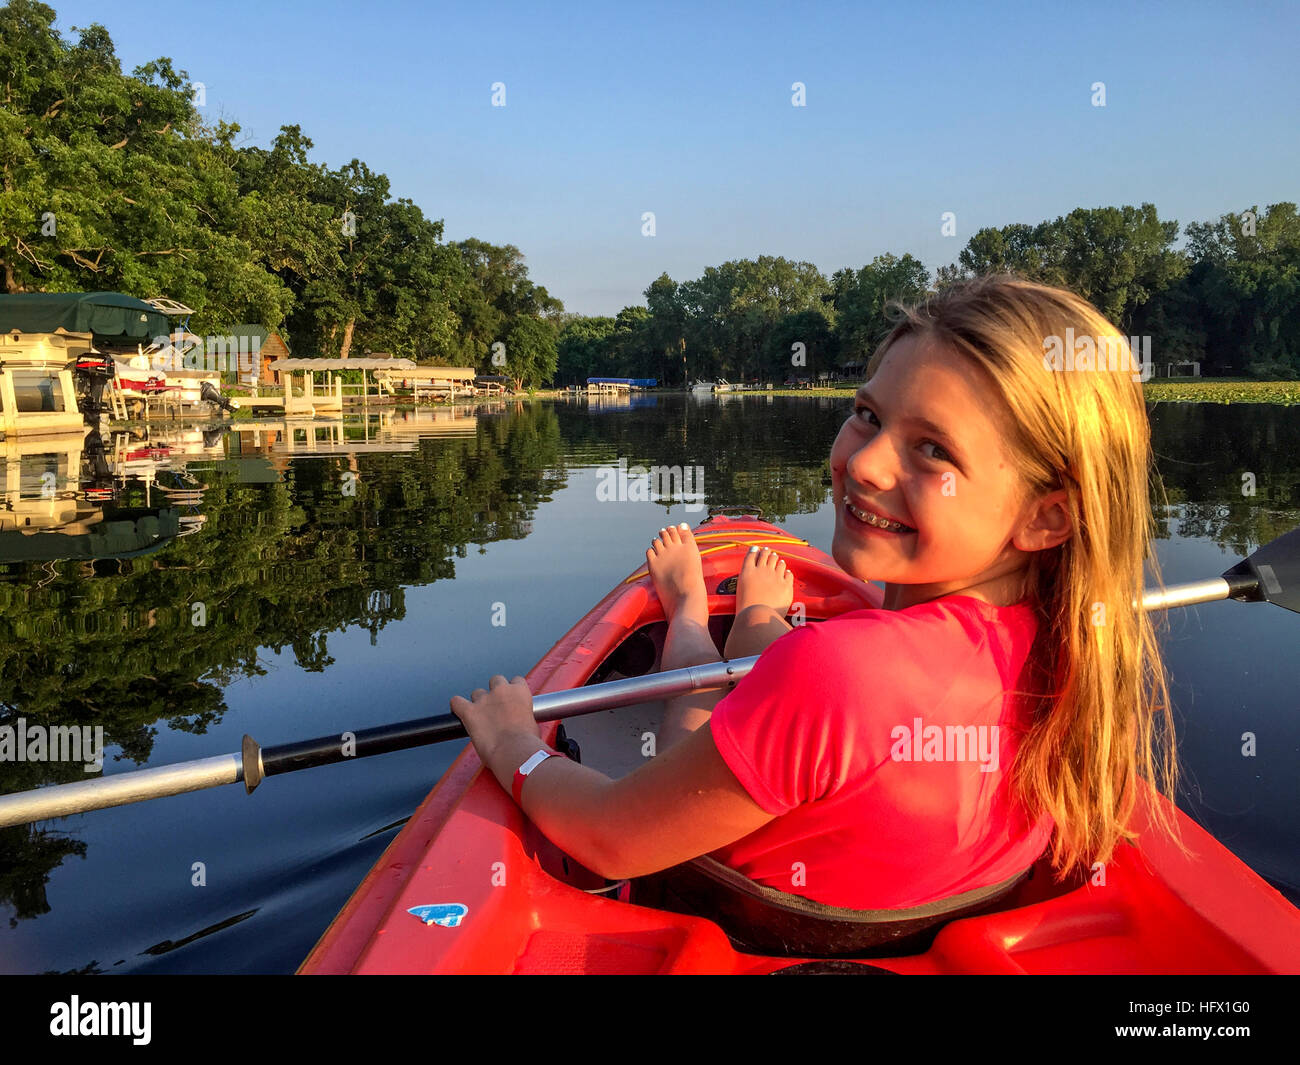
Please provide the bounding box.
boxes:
[735,546,794,617]
[649,524,722,744]
[646,522,708,625]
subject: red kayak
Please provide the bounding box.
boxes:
[300,514,1300,974]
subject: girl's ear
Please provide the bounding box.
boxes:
[1013,489,1073,554]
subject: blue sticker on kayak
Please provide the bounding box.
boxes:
[408,903,468,928]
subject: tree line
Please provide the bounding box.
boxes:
[558,202,1299,386]
[3,1,1295,388]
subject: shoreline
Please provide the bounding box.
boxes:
[541,380,1300,404]
[217,379,1300,408]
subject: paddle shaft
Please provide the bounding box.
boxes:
[0,566,1281,829]
[0,657,758,829]
[238,657,758,789]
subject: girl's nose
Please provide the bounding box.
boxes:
[845,431,899,493]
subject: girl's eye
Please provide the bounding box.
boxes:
[920,440,953,463]
[855,405,953,464]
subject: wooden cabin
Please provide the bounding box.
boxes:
[225,325,290,386]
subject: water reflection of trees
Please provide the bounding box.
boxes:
[1,404,566,760]
[554,396,848,520]
[0,404,565,922]
[1149,404,1300,555]
[0,824,87,926]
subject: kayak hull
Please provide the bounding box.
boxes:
[300,515,1300,974]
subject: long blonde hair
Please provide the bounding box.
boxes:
[869,274,1179,877]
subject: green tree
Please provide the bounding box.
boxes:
[1054,204,1185,329]
[226,123,343,342]
[556,315,617,384]
[445,239,564,372]
[766,307,837,380]
[830,253,930,365]
[678,256,830,380]
[644,273,688,385]
[502,314,558,389]
[0,3,290,327]
[956,205,1184,331]
[1181,203,1300,377]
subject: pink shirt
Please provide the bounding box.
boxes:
[708,595,1053,910]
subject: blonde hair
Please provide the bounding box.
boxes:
[869,274,1180,878]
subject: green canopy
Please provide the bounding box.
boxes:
[0,292,172,339]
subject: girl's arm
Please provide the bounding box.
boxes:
[452,676,775,879]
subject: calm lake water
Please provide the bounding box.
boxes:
[2,395,1298,974]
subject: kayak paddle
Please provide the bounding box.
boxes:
[0,527,1296,829]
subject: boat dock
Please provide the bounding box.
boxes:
[586,376,657,394]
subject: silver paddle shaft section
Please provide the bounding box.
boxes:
[0,659,761,828]
[1140,577,1233,613]
[0,574,1254,829]
[0,754,242,829]
[530,655,760,722]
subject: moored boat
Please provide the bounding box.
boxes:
[0,330,85,438]
[0,292,232,420]
[110,329,225,412]
[691,379,732,394]
[300,513,1300,974]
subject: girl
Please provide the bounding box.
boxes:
[450,275,1177,911]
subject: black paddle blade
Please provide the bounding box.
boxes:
[1222,526,1300,614]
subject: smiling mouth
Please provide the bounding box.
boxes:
[843,496,916,534]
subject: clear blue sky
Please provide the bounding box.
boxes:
[46,0,1300,316]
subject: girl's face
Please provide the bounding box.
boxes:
[829,334,1062,609]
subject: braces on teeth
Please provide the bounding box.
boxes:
[844,495,911,532]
